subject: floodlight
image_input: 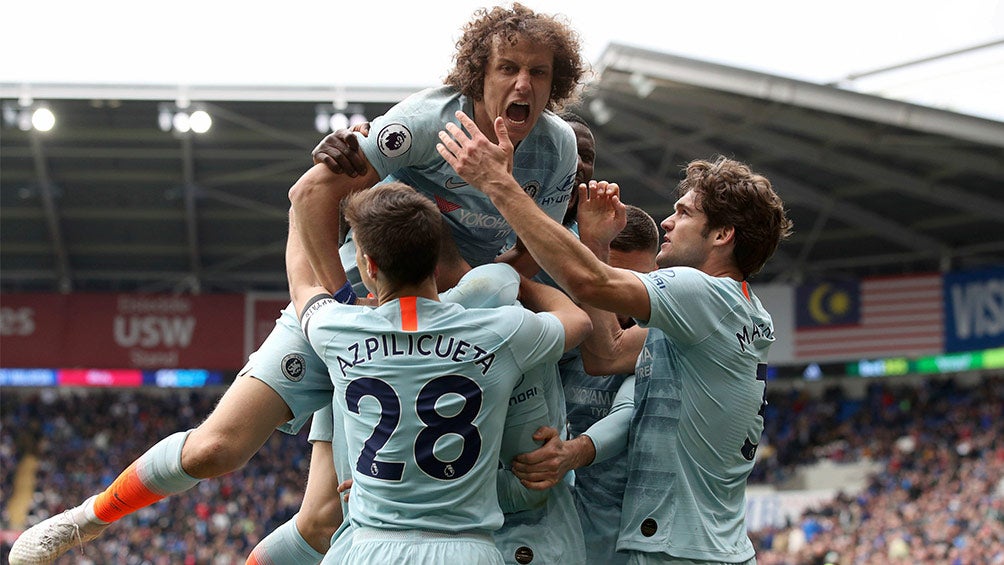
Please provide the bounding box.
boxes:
[330,112,349,131]
[172,112,191,133]
[189,110,212,133]
[158,105,173,132]
[31,107,55,131]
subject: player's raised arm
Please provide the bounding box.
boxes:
[573,181,650,375]
[285,207,331,321]
[286,166,359,319]
[288,159,379,296]
[440,112,652,321]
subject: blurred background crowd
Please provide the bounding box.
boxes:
[2,374,1002,564]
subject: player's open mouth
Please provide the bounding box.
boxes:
[506,102,530,124]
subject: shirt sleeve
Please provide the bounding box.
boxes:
[582,375,634,465]
[496,395,550,512]
[356,88,455,180]
[439,263,520,309]
[507,310,566,373]
[633,267,723,346]
[300,299,355,358]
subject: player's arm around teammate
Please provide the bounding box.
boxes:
[436,113,653,488]
[511,181,649,490]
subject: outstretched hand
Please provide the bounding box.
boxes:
[437,111,515,194]
[577,180,627,248]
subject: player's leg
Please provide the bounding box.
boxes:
[295,438,344,550]
[248,403,345,563]
[10,304,331,565]
[182,377,293,477]
[246,439,341,564]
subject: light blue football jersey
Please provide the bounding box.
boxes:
[561,348,631,565]
[618,267,772,563]
[324,263,548,562]
[357,86,577,268]
[302,296,565,534]
[495,359,586,565]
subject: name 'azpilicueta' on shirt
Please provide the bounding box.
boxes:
[336,333,496,376]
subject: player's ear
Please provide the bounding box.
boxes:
[364,253,379,280]
[713,225,736,247]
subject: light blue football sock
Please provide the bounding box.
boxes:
[248,514,325,565]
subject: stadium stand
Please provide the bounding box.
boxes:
[752,374,1004,564]
[4,372,1002,563]
[1,388,311,564]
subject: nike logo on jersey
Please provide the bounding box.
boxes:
[445,177,468,189]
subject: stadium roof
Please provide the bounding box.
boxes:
[2,43,1003,294]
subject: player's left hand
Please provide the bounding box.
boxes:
[509,426,574,490]
[437,111,514,193]
[577,180,626,248]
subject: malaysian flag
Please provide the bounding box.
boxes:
[794,273,944,361]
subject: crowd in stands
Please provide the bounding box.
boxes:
[753,375,1004,564]
[1,388,310,564]
[3,374,1002,564]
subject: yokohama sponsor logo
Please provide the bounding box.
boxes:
[455,209,509,229]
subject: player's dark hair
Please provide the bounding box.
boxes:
[677,157,793,279]
[557,110,589,128]
[445,2,586,111]
[611,205,659,255]
[344,183,443,286]
[437,215,465,267]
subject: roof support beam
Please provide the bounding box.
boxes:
[589,105,948,262]
[740,127,1004,222]
[768,171,946,253]
[598,85,1004,221]
[29,133,72,293]
[180,135,202,294]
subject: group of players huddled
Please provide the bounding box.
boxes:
[10,3,792,565]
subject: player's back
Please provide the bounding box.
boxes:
[304,296,565,534]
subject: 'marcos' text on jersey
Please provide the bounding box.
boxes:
[735,320,774,353]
